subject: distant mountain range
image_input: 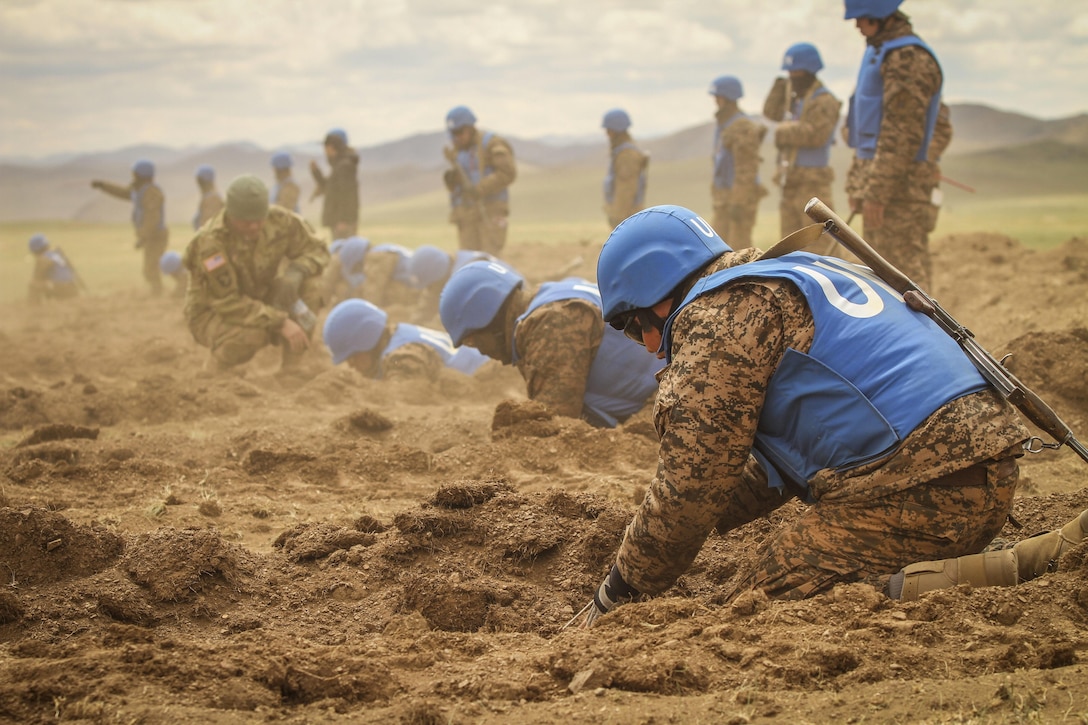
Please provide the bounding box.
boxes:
[1,103,1085,224]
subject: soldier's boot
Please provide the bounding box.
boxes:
[889,508,1088,601]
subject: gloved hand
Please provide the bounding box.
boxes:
[580,564,639,629]
[268,265,307,312]
[443,169,458,191]
[90,180,104,190]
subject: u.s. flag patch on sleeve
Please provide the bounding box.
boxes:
[203,253,226,272]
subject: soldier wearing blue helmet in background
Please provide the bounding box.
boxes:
[571,204,1032,626]
[323,298,491,382]
[310,127,360,241]
[842,0,946,289]
[442,105,517,257]
[762,43,843,237]
[192,165,224,230]
[27,233,80,304]
[159,250,189,298]
[707,76,767,248]
[439,260,662,429]
[90,159,169,295]
[601,108,649,229]
[270,152,300,213]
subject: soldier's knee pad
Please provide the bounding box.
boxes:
[889,550,1018,601]
[1013,508,1088,581]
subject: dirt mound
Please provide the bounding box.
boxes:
[1,232,1087,722]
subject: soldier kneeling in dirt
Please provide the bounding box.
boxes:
[571,204,1087,627]
[323,297,491,380]
[182,174,329,375]
[27,234,80,304]
[438,260,663,429]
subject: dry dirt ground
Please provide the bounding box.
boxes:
[2,231,1088,724]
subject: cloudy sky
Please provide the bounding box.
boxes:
[2,0,1086,159]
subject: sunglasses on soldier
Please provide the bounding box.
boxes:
[610,307,668,345]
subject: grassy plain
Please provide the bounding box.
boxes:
[3,157,1086,305]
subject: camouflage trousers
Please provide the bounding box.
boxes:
[720,456,1019,601]
[455,213,508,257]
[189,277,324,369]
[778,167,834,237]
[141,237,168,295]
[863,201,933,290]
[711,197,759,249]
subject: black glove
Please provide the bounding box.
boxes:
[585,564,639,627]
[269,265,307,312]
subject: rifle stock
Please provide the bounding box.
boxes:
[803,197,1088,464]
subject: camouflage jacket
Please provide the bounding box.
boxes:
[182,207,329,331]
[713,109,766,206]
[614,249,1029,596]
[763,78,842,171]
[844,15,943,205]
[605,132,649,227]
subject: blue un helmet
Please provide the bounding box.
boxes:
[409,245,452,288]
[159,250,183,275]
[596,205,731,324]
[708,75,743,101]
[782,43,824,73]
[270,152,293,170]
[132,159,155,179]
[446,105,477,132]
[195,164,215,182]
[602,109,632,132]
[28,233,48,254]
[337,236,370,288]
[439,260,524,347]
[325,127,348,145]
[844,0,903,19]
[323,299,389,365]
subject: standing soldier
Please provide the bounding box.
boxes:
[843,0,943,289]
[192,165,224,230]
[182,174,329,375]
[310,128,360,241]
[708,76,767,248]
[270,152,301,213]
[27,234,80,304]
[601,108,649,229]
[442,105,517,257]
[762,43,842,236]
[90,159,169,295]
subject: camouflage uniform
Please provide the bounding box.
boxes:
[194,187,224,230]
[28,250,79,303]
[94,178,169,294]
[614,249,1029,601]
[844,13,943,289]
[604,132,649,228]
[182,207,329,368]
[762,77,842,236]
[710,109,767,247]
[361,247,420,312]
[444,129,517,256]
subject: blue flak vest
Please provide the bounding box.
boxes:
[516,279,664,428]
[131,182,165,231]
[847,35,942,161]
[664,254,987,492]
[603,141,648,206]
[791,87,836,168]
[453,131,509,208]
[712,113,743,190]
[45,250,76,284]
[384,324,490,377]
[370,243,416,286]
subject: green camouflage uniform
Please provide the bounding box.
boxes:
[182,207,329,368]
[614,249,1029,601]
[710,110,767,248]
[844,14,942,288]
[762,77,842,236]
[361,250,420,311]
[444,129,517,256]
[382,343,444,382]
[95,179,169,294]
[605,132,649,229]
